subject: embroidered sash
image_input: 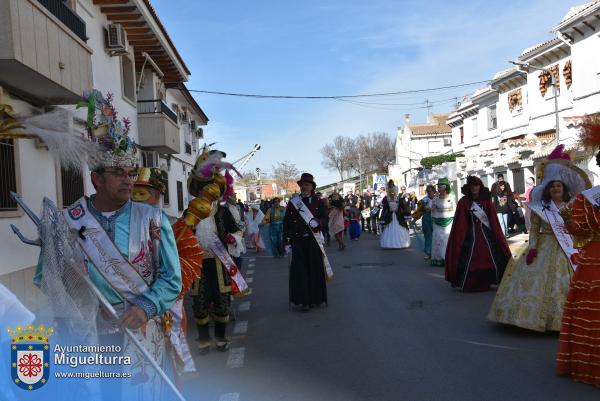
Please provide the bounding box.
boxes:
[470,201,490,229]
[290,196,334,280]
[544,201,577,272]
[207,233,249,296]
[63,198,149,301]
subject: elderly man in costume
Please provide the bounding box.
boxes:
[34,91,183,400]
[283,173,333,311]
[183,147,248,354]
[445,176,511,291]
[489,145,590,332]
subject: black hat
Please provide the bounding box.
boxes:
[297,173,316,188]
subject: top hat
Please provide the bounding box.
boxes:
[297,173,316,188]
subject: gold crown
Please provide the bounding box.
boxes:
[7,324,54,343]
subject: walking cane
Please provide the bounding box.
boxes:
[9,192,188,401]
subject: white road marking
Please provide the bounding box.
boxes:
[428,273,445,278]
[233,320,248,334]
[248,263,256,268]
[249,258,256,262]
[238,301,251,311]
[219,392,240,401]
[227,347,245,368]
[246,277,254,283]
[246,288,253,295]
[246,269,255,275]
[462,340,520,350]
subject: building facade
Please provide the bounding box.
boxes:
[0,0,208,309]
[448,1,600,194]
[390,112,453,189]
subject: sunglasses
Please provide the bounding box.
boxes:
[103,168,139,180]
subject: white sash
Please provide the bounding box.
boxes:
[582,186,600,208]
[290,196,334,280]
[207,233,249,296]
[63,199,149,301]
[470,201,490,229]
[167,299,195,373]
[544,201,577,272]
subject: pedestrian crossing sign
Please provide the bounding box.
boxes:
[374,175,387,189]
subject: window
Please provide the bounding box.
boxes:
[443,138,451,147]
[121,55,136,103]
[162,171,170,205]
[141,151,159,168]
[61,166,84,207]
[177,181,184,212]
[487,105,497,130]
[460,127,464,144]
[428,140,441,154]
[0,139,17,211]
[472,117,478,137]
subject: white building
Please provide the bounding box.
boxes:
[448,1,600,194]
[390,112,453,189]
[0,0,207,309]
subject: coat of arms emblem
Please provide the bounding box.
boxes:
[8,324,53,391]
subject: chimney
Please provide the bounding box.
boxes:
[405,113,411,127]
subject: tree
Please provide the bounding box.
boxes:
[321,136,354,180]
[272,160,299,194]
[363,132,396,173]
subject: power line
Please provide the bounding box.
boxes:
[187,80,490,99]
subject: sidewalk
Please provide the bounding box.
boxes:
[506,233,528,256]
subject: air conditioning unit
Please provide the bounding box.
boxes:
[105,24,128,55]
[190,120,197,130]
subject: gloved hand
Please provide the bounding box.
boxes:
[526,249,537,265]
[225,234,237,245]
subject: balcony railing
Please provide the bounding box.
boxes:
[37,0,86,42]
[137,100,178,125]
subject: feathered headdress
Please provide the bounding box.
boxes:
[577,115,600,167]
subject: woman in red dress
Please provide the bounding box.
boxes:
[445,176,511,291]
[557,117,600,387]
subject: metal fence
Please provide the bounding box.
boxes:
[0,139,17,211]
[137,100,178,125]
[37,0,87,42]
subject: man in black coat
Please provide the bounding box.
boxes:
[283,173,329,312]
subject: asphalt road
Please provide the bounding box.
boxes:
[182,232,599,401]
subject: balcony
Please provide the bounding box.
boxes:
[137,100,181,154]
[0,0,92,105]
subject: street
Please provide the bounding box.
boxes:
[182,233,598,401]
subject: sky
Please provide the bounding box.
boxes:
[152,0,575,186]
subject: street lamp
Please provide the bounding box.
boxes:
[509,60,560,145]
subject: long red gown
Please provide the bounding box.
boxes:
[557,193,600,386]
[445,194,511,291]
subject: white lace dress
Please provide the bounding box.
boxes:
[380,197,411,249]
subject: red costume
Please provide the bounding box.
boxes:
[445,176,511,291]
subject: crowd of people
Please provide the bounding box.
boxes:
[7,91,600,399]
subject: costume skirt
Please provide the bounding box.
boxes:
[557,247,600,386]
[289,236,327,307]
[488,233,572,331]
[380,214,410,249]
